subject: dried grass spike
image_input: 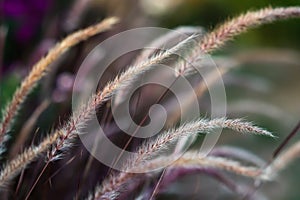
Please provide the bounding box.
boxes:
[90,153,265,200]
[135,118,273,164]
[201,7,300,53]
[0,17,119,146]
[175,6,300,75]
[0,131,61,187]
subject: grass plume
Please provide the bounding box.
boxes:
[176,6,300,75]
[91,152,265,200]
[0,17,119,147]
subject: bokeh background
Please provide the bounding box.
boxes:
[1,0,300,199]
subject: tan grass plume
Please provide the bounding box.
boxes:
[0,17,119,146]
[0,17,119,186]
[176,6,300,75]
[91,152,264,200]
[89,118,272,199]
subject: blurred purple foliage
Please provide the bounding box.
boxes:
[2,0,52,43]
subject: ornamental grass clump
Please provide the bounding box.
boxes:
[0,5,300,200]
